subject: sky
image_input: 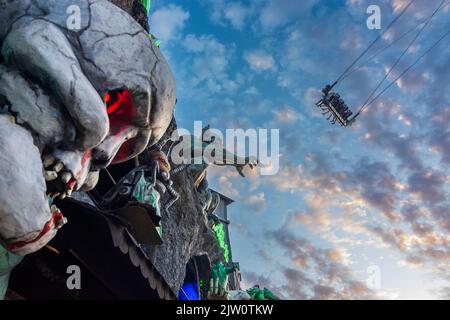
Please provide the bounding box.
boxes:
[149,0,450,299]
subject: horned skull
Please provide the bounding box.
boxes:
[0,0,176,255]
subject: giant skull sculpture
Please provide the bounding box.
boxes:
[0,0,176,255]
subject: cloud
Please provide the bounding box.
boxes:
[224,2,251,30]
[151,4,190,44]
[429,106,450,165]
[244,49,276,72]
[408,169,446,204]
[366,225,408,252]
[264,145,450,296]
[291,211,333,234]
[210,167,240,198]
[247,192,266,213]
[181,34,235,93]
[201,0,253,30]
[269,226,374,299]
[272,106,299,123]
[240,270,286,299]
[259,0,318,30]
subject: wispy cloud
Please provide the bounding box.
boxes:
[244,49,277,72]
[151,4,190,44]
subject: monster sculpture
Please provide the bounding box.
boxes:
[171,126,258,220]
[99,149,176,242]
[206,261,239,300]
[141,136,180,216]
[246,285,280,300]
[0,0,176,298]
[207,285,281,301]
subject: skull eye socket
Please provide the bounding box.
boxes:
[104,89,134,116]
[104,89,137,133]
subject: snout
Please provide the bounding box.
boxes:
[91,127,138,170]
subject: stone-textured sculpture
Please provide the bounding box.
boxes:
[171,126,259,220]
[206,262,237,300]
[99,148,177,242]
[0,0,176,256]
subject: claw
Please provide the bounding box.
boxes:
[43,155,55,168]
[45,171,58,181]
[55,217,68,229]
[214,278,219,294]
[236,166,245,177]
[61,172,72,184]
[53,162,64,173]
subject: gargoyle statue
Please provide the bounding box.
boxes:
[171,125,258,218]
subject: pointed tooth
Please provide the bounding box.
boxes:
[45,171,58,181]
[61,172,72,183]
[43,155,55,168]
[53,162,64,173]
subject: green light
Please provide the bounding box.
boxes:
[213,223,230,263]
[155,39,161,47]
[141,0,151,15]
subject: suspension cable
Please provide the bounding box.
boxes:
[340,25,419,82]
[334,0,416,85]
[351,0,447,119]
[364,29,450,108]
[340,1,450,82]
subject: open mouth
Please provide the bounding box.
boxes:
[96,88,141,166]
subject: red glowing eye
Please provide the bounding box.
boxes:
[104,89,133,115]
[104,92,111,104]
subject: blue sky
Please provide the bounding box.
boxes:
[149,0,449,299]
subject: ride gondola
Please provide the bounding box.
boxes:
[315,82,354,127]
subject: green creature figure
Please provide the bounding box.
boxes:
[0,245,23,299]
[99,150,176,241]
[132,175,163,237]
[246,285,280,300]
[207,262,238,300]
